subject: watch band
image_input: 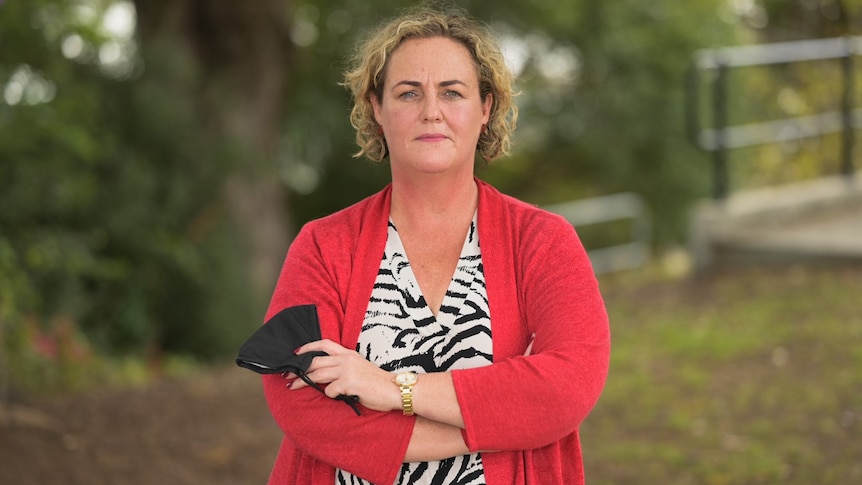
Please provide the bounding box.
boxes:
[400,386,414,416]
[393,372,418,416]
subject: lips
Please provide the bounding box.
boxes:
[416,133,448,141]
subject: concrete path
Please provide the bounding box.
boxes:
[690,175,862,270]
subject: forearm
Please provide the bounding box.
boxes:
[393,371,475,462]
[456,345,609,452]
[277,364,473,464]
[410,371,465,428]
[403,417,470,462]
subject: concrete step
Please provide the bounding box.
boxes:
[690,175,862,270]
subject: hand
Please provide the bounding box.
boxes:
[524,333,536,356]
[287,339,400,413]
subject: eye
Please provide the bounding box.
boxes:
[443,90,463,98]
[398,91,418,99]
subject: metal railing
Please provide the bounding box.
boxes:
[687,36,859,200]
[545,192,651,275]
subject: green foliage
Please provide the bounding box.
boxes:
[0,0,256,394]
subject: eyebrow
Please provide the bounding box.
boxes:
[392,80,468,90]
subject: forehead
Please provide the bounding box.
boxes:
[385,37,478,84]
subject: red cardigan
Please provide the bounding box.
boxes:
[262,179,610,485]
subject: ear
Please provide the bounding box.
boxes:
[481,93,493,124]
[370,94,383,126]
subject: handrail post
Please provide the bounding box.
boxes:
[686,65,701,147]
[712,62,729,200]
[841,38,855,178]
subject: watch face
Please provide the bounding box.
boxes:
[395,372,417,386]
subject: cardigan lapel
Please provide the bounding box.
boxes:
[340,184,392,350]
[476,178,529,361]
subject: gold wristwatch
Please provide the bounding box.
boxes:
[393,371,418,416]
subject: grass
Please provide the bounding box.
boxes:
[582,262,862,485]
[4,259,858,483]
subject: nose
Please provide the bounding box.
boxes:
[421,94,442,122]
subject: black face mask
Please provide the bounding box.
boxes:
[236,304,361,416]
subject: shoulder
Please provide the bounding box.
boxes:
[295,185,391,245]
[477,179,575,237]
[290,186,390,256]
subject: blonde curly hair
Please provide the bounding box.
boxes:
[342,5,518,163]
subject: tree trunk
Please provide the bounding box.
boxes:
[133,0,294,299]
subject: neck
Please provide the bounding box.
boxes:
[390,173,478,229]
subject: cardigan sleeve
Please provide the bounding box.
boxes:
[453,217,610,452]
[261,223,413,485]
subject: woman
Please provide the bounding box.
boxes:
[262,5,610,485]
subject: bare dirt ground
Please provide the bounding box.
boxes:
[0,365,281,485]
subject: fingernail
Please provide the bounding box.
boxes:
[293,347,302,354]
[285,379,294,389]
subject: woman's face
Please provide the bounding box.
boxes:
[371,36,492,178]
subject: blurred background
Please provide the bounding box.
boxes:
[1,0,860,484]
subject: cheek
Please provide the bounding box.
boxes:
[452,110,484,131]
[381,109,417,137]
[380,115,409,145]
[388,106,416,122]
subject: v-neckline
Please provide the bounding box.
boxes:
[385,217,478,334]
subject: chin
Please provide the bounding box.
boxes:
[415,160,468,175]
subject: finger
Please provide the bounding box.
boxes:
[324,383,345,400]
[287,372,319,390]
[296,339,348,356]
[289,366,336,391]
[305,354,339,374]
[287,377,305,390]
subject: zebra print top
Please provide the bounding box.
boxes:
[336,216,492,485]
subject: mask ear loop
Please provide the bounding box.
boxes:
[295,370,362,416]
